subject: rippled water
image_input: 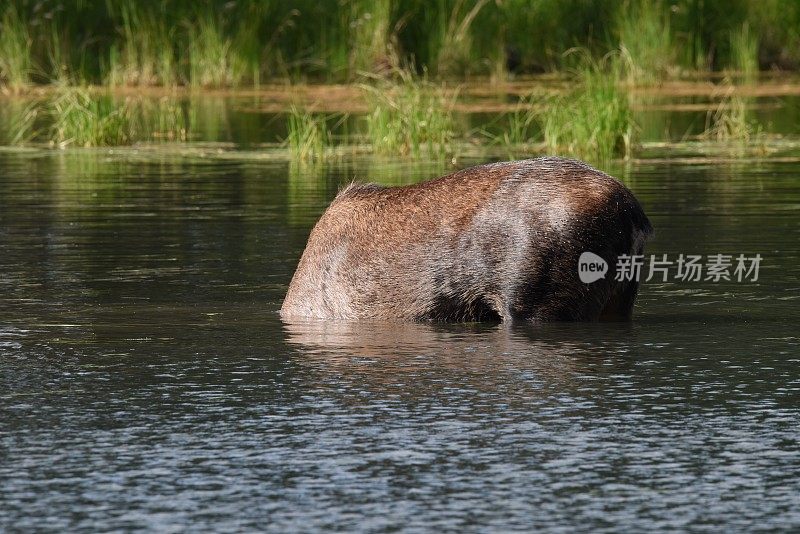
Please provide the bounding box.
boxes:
[1,149,799,531]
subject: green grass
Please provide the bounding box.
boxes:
[48,89,135,147]
[729,22,759,80]
[701,93,759,142]
[5,88,190,147]
[486,58,635,163]
[434,0,493,77]
[349,0,393,77]
[616,0,676,83]
[188,13,240,88]
[104,2,267,87]
[698,92,768,157]
[501,102,537,146]
[483,94,541,159]
[106,2,177,86]
[1,99,39,144]
[138,98,190,141]
[362,69,456,158]
[44,20,72,84]
[746,0,800,70]
[0,5,32,91]
[285,106,332,162]
[538,58,635,163]
[1,1,797,86]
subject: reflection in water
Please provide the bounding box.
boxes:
[283,319,636,387]
[1,149,800,531]
[279,318,800,532]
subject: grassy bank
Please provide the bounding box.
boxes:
[2,0,800,91]
[0,0,791,164]
[284,71,458,162]
[487,57,635,161]
[4,66,783,166]
[3,88,188,147]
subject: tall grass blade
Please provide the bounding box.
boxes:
[729,22,759,82]
[616,0,675,84]
[0,5,32,91]
[538,55,635,163]
[362,68,457,158]
[286,106,332,163]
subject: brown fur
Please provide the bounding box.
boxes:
[280,157,653,322]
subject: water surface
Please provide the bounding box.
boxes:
[1,149,799,531]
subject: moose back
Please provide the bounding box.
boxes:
[281,157,653,322]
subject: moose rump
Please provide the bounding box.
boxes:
[280,157,653,322]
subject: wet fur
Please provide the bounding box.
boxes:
[281,157,653,322]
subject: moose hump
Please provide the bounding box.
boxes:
[280,157,653,322]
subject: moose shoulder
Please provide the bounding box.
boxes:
[280,157,653,322]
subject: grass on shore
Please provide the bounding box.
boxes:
[138,97,190,142]
[491,56,635,163]
[106,2,177,86]
[542,63,634,162]
[4,1,800,89]
[497,98,538,146]
[362,70,457,158]
[188,13,246,88]
[484,93,543,160]
[49,90,136,147]
[285,106,332,162]
[616,0,676,84]
[349,0,393,77]
[434,0,493,77]
[2,100,38,144]
[701,93,761,143]
[729,22,759,81]
[6,88,189,147]
[0,5,31,91]
[0,66,774,164]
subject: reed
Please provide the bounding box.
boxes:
[188,13,240,88]
[729,22,759,81]
[616,0,676,83]
[484,95,541,159]
[0,5,32,91]
[539,59,635,162]
[286,106,332,162]
[502,103,537,147]
[434,0,493,77]
[349,0,393,77]
[137,98,190,142]
[48,89,135,147]
[3,1,800,86]
[5,89,190,147]
[43,20,72,84]
[106,2,177,86]
[701,93,758,142]
[484,59,634,162]
[745,0,800,70]
[362,70,456,158]
[1,99,39,144]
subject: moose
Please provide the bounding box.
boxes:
[281,157,653,322]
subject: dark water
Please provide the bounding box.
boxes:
[1,149,799,532]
